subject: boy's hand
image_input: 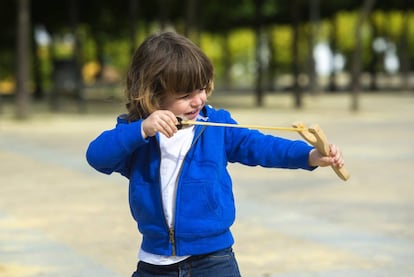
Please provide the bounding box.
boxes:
[141,110,179,139]
[309,144,344,168]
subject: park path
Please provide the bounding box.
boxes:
[1,93,413,276]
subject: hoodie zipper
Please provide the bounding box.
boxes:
[168,228,176,256]
[158,126,207,256]
[156,137,176,256]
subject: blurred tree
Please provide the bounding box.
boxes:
[254,0,264,106]
[0,0,17,79]
[0,0,16,111]
[396,0,410,91]
[184,0,200,44]
[158,0,170,30]
[352,0,376,111]
[328,13,339,92]
[32,26,43,100]
[375,0,413,90]
[2,0,414,116]
[291,0,303,108]
[199,0,254,90]
[321,0,359,92]
[368,13,379,91]
[308,0,320,94]
[128,0,140,55]
[16,0,31,119]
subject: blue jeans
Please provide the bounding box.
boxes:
[131,247,241,277]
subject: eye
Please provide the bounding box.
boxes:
[176,93,190,100]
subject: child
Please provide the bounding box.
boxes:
[86,31,344,277]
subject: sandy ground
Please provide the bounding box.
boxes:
[0,92,413,276]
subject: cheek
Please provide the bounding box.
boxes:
[160,96,183,112]
[168,101,188,114]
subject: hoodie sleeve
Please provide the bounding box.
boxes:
[86,116,149,177]
[220,112,315,170]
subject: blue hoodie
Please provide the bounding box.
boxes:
[86,105,315,256]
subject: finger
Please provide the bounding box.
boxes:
[321,156,333,167]
[329,144,342,165]
[165,117,179,134]
[161,119,178,138]
[158,112,178,128]
[329,144,337,157]
[163,125,176,138]
[161,110,178,123]
[336,153,345,168]
[166,116,179,131]
[333,149,344,167]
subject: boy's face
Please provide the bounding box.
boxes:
[161,88,207,121]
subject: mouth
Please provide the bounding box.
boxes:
[184,109,199,120]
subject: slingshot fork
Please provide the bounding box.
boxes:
[292,122,350,181]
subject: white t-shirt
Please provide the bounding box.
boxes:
[139,126,195,265]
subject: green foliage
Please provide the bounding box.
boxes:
[333,11,377,70]
[0,51,14,79]
[3,1,414,92]
[270,26,292,71]
[408,13,414,60]
[228,29,255,84]
[229,29,255,64]
[200,33,224,76]
[335,12,358,53]
[103,39,131,76]
[79,28,97,63]
[387,10,404,40]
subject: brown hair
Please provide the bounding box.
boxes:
[125,32,214,121]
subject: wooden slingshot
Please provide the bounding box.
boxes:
[292,122,350,181]
[177,118,350,181]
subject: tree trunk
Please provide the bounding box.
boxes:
[254,0,264,107]
[94,33,105,81]
[267,27,277,91]
[129,0,139,55]
[308,0,319,94]
[68,0,84,112]
[16,0,31,119]
[158,0,169,30]
[222,32,232,91]
[69,0,81,64]
[351,0,376,111]
[328,15,338,92]
[399,0,410,92]
[368,14,378,91]
[291,0,302,108]
[184,0,199,44]
[32,29,44,100]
